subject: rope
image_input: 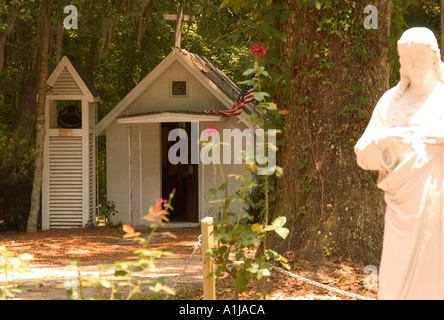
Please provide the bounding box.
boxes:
[161,233,375,300]
[164,234,202,300]
[271,265,376,300]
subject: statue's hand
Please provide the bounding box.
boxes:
[407,125,444,144]
[377,127,409,149]
[378,127,415,170]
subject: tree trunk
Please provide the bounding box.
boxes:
[27,0,51,233]
[10,61,39,146]
[0,4,20,75]
[137,0,153,45]
[55,16,64,63]
[9,3,41,161]
[269,1,393,264]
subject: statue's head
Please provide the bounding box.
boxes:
[396,27,444,99]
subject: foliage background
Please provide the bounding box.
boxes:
[0,0,442,267]
[0,0,254,230]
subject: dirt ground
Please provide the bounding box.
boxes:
[0,226,378,300]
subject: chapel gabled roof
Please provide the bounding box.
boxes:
[96,48,256,136]
[179,50,257,116]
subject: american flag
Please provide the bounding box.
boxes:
[203,85,255,116]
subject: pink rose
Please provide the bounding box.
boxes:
[205,126,219,136]
[251,43,266,57]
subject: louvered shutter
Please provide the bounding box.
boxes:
[47,136,84,228]
[50,67,83,95]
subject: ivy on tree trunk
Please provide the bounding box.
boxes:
[268,0,393,263]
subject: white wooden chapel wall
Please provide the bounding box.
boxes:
[106,120,161,227]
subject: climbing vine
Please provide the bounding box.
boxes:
[219,0,404,262]
[203,44,289,299]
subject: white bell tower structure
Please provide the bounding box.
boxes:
[42,55,100,229]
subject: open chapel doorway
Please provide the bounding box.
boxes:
[161,122,199,222]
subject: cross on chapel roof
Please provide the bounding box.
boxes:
[164,0,195,49]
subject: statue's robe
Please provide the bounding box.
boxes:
[355,82,444,300]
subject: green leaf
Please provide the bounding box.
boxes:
[257,268,270,280]
[220,0,229,9]
[272,216,286,227]
[239,79,255,86]
[99,279,112,288]
[246,197,256,209]
[243,68,256,76]
[262,225,276,232]
[258,165,279,175]
[114,270,128,277]
[233,3,240,14]
[264,102,277,110]
[218,182,228,191]
[247,265,259,274]
[266,249,280,259]
[149,282,175,295]
[275,227,289,239]
[275,166,283,177]
[254,92,270,102]
[66,288,80,300]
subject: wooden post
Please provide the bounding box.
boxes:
[201,217,216,300]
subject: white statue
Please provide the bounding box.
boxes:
[355,27,444,300]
